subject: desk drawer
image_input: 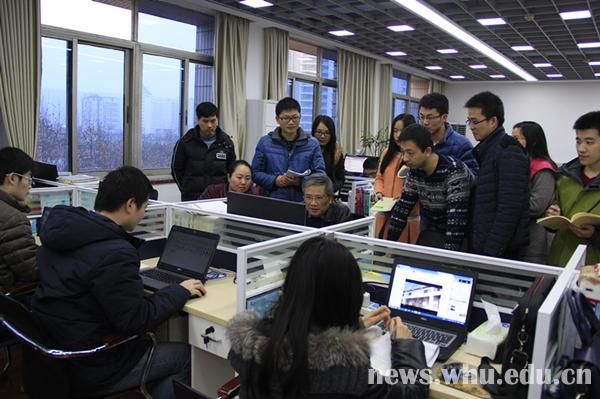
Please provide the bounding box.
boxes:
[189,316,230,359]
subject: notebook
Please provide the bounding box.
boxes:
[140,225,220,291]
[386,261,477,361]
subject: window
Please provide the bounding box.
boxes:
[292,80,315,132]
[391,70,430,119]
[187,63,214,129]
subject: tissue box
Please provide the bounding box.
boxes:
[465,321,509,359]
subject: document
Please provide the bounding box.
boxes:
[371,197,396,212]
[537,212,600,230]
[285,168,311,178]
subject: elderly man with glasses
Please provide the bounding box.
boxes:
[303,174,353,228]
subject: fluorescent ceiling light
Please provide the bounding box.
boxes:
[512,45,535,51]
[386,51,407,56]
[387,24,414,32]
[578,42,600,49]
[392,0,536,81]
[469,64,487,69]
[490,74,506,78]
[437,48,458,54]
[329,30,354,37]
[560,10,592,20]
[595,73,600,77]
[589,61,600,66]
[450,75,465,79]
[239,0,273,8]
[477,17,506,26]
[547,74,563,78]
[533,63,552,68]
[425,66,443,70]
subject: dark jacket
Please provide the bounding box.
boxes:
[171,126,236,201]
[470,127,530,258]
[227,312,429,399]
[306,200,353,228]
[252,127,326,202]
[434,124,479,174]
[31,206,190,391]
[198,183,263,200]
[0,190,38,291]
[323,147,345,193]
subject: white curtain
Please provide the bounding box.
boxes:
[215,13,249,158]
[0,0,40,155]
[338,49,376,153]
[263,27,288,101]
[378,64,393,133]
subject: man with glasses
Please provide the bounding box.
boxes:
[303,174,352,228]
[252,97,325,202]
[0,147,38,292]
[465,91,529,259]
[419,92,478,173]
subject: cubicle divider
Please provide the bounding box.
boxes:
[323,215,375,237]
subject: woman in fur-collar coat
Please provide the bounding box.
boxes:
[226,237,428,399]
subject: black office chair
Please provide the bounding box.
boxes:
[0,292,156,398]
[173,377,240,399]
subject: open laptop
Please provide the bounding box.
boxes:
[140,225,220,291]
[386,261,477,361]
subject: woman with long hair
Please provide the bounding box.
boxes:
[374,113,420,242]
[227,236,428,399]
[512,121,557,263]
[312,115,345,193]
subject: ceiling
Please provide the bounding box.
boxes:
[211,0,600,82]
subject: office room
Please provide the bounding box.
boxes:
[1,0,600,398]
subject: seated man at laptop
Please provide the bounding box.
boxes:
[31,166,206,399]
[303,174,353,227]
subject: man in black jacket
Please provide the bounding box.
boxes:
[465,91,530,259]
[303,173,353,227]
[171,102,236,201]
[32,167,206,398]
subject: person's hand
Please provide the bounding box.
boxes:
[287,176,300,186]
[569,224,597,239]
[180,279,207,297]
[546,204,561,217]
[387,316,412,340]
[362,306,391,328]
[374,192,383,202]
[275,175,297,187]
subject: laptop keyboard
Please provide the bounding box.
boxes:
[406,324,455,347]
[142,269,185,285]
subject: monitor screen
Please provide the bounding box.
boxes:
[227,191,306,225]
[246,288,281,318]
[344,155,368,174]
[387,263,474,325]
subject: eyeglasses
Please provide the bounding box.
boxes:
[418,114,442,122]
[465,117,490,126]
[13,173,33,185]
[314,129,330,137]
[304,194,328,203]
[279,115,300,123]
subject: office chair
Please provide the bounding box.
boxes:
[173,376,240,399]
[0,292,156,398]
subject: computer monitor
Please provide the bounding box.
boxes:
[32,161,58,187]
[246,287,281,318]
[227,191,306,225]
[344,155,368,175]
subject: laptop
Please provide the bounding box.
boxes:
[386,261,477,361]
[140,225,220,291]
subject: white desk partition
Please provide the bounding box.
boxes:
[322,215,375,237]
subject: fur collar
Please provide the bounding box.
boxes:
[227,312,375,371]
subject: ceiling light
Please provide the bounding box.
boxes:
[547,74,563,78]
[469,64,487,69]
[450,75,465,79]
[490,74,506,78]
[328,30,354,37]
[387,24,414,32]
[239,0,273,8]
[392,0,536,81]
[589,61,600,66]
[578,42,600,49]
[560,10,592,20]
[386,51,407,56]
[425,66,443,70]
[512,45,535,51]
[477,17,506,26]
[437,48,458,54]
[533,63,552,68]
[595,73,600,77]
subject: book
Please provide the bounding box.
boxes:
[536,212,600,230]
[369,328,439,373]
[371,197,396,212]
[285,168,311,178]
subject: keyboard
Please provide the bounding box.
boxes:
[142,268,185,285]
[406,324,455,347]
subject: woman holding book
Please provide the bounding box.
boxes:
[226,236,428,399]
[374,114,420,242]
[199,160,263,199]
[512,121,557,264]
[311,115,345,194]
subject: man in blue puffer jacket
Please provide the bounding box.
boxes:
[252,97,326,202]
[466,91,530,259]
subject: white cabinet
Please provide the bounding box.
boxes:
[244,99,278,162]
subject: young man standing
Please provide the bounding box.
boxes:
[0,147,38,292]
[419,92,478,173]
[547,111,600,266]
[172,102,236,201]
[387,125,472,251]
[252,97,325,202]
[465,91,530,259]
[32,167,206,398]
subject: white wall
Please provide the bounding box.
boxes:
[446,81,600,164]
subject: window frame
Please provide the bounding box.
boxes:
[391,69,429,119]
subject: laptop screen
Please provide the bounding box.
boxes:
[246,288,281,318]
[158,226,219,279]
[387,263,475,326]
